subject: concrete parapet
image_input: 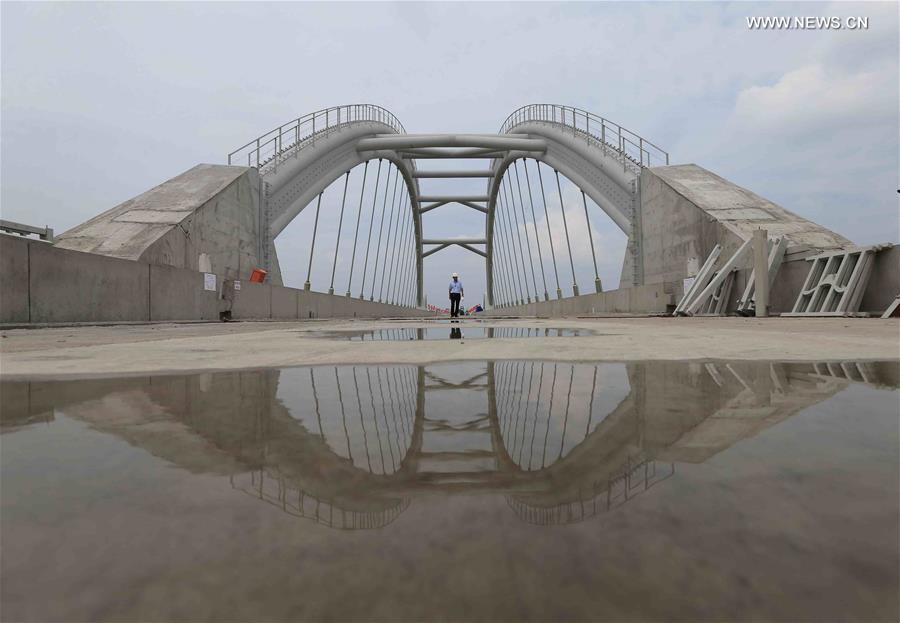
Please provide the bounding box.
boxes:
[0,235,432,326]
[485,282,676,317]
[149,264,219,321]
[29,238,150,323]
[232,282,272,320]
[0,235,30,323]
[270,285,299,319]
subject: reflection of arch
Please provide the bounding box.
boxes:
[229,470,409,531]
[506,459,676,526]
[4,359,891,529]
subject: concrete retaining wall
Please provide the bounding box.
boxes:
[484,282,677,317]
[0,235,431,325]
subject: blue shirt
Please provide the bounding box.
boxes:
[449,280,463,294]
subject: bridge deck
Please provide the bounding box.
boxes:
[1,317,896,380]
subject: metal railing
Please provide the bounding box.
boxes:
[500,104,669,170]
[227,104,406,173]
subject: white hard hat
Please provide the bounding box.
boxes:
[452,272,459,277]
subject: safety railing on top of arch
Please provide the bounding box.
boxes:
[499,104,669,171]
[227,104,406,174]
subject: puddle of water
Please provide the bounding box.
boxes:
[299,326,596,340]
[1,360,898,622]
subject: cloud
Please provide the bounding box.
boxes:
[732,63,894,137]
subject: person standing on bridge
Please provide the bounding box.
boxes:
[448,273,464,318]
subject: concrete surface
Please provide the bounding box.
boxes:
[1,317,896,380]
[149,263,220,322]
[486,282,677,316]
[55,164,265,282]
[29,239,150,323]
[0,235,30,323]
[1,235,430,326]
[637,165,855,313]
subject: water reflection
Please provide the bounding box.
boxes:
[1,360,896,531]
[299,326,594,341]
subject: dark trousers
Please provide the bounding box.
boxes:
[449,293,461,317]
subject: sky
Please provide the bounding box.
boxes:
[2,1,897,307]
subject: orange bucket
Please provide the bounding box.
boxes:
[249,268,267,283]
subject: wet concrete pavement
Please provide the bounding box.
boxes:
[1,317,898,379]
[1,359,898,622]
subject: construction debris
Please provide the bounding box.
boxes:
[675,240,752,316]
[784,245,892,317]
[880,295,900,319]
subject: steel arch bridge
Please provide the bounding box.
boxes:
[227,104,668,308]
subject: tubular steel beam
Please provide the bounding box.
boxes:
[457,243,487,258]
[418,195,489,203]
[422,242,485,259]
[422,243,450,259]
[357,135,546,152]
[397,149,527,159]
[423,238,487,245]
[459,201,488,214]
[412,170,494,178]
[419,201,450,214]
[419,200,487,215]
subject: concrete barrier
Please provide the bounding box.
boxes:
[271,286,298,319]
[29,240,150,323]
[150,264,220,321]
[232,281,271,320]
[0,235,30,323]
[0,235,432,325]
[485,282,677,317]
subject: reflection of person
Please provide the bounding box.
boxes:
[450,327,462,340]
[448,272,464,318]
